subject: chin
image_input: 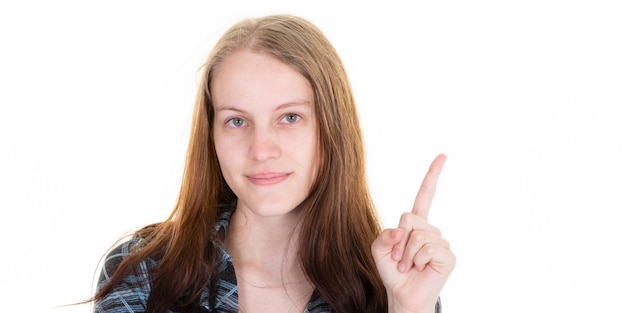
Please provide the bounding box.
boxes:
[238,199,306,218]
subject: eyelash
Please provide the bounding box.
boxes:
[225,117,246,128]
[281,113,302,124]
[225,113,302,128]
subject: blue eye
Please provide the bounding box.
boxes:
[226,117,246,127]
[282,113,301,124]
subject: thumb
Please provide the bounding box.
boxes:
[371,228,405,261]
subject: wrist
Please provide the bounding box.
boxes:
[388,306,434,313]
[386,291,441,313]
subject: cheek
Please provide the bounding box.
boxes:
[215,145,240,194]
[214,135,238,174]
[213,138,226,166]
[300,134,320,181]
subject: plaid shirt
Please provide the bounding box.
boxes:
[93,209,331,313]
[94,209,442,313]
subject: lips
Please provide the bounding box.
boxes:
[246,172,291,186]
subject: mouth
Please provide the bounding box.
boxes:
[246,172,291,186]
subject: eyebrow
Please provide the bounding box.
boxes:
[215,100,312,113]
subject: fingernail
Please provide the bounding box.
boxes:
[392,250,401,261]
[398,262,406,272]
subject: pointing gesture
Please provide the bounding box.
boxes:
[413,153,446,220]
[372,154,455,313]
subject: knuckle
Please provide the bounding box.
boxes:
[424,243,437,255]
[400,212,413,221]
[432,225,442,236]
[398,212,414,226]
[410,231,427,244]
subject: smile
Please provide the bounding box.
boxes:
[246,172,291,186]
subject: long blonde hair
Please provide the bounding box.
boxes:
[94,14,386,312]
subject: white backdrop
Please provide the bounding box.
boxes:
[1,1,625,312]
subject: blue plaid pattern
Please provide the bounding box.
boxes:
[93,210,331,313]
[94,209,442,312]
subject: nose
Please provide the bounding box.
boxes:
[249,126,281,162]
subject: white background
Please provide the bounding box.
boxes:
[1,1,625,312]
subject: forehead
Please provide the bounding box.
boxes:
[211,50,313,110]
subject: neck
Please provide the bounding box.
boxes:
[224,203,307,286]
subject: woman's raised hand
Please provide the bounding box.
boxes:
[371,154,456,313]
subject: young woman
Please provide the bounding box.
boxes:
[92,14,455,313]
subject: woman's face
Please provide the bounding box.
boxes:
[212,50,319,218]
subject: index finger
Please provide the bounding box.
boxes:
[412,153,447,220]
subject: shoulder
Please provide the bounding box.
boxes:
[97,236,156,285]
[94,236,158,313]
